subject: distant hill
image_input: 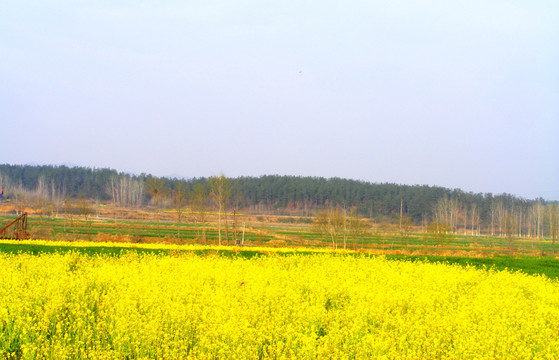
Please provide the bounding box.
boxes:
[0,164,554,231]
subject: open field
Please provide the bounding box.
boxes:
[3,211,559,358]
[2,239,559,280]
[3,213,557,258]
[1,242,559,359]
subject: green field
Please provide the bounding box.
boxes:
[2,213,559,281]
[5,214,555,254]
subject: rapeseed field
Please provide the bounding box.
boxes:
[1,243,558,359]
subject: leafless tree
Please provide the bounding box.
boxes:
[107,175,144,207]
[348,210,369,250]
[146,177,168,237]
[172,182,188,224]
[470,203,480,236]
[494,201,507,236]
[548,204,558,255]
[314,208,344,249]
[191,183,209,243]
[209,174,232,246]
[433,196,460,234]
[504,211,516,254]
[528,202,544,239]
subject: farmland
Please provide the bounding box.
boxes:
[1,243,559,359]
[3,210,557,257]
[2,209,559,359]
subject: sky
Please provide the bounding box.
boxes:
[1,1,558,200]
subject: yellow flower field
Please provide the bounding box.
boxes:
[0,239,353,254]
[1,245,559,359]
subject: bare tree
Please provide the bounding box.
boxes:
[470,203,480,236]
[399,199,403,233]
[504,211,516,254]
[172,182,188,224]
[230,186,244,245]
[107,175,144,207]
[146,177,168,237]
[63,197,76,234]
[490,202,495,236]
[191,183,209,243]
[36,175,49,200]
[314,208,344,249]
[516,206,522,238]
[548,204,558,255]
[529,202,544,239]
[348,210,369,250]
[209,174,231,246]
[495,201,507,236]
[76,197,92,221]
[433,196,460,234]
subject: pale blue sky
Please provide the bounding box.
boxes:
[1,1,558,200]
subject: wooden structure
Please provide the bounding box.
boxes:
[0,213,29,240]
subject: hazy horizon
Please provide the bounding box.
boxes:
[2,1,558,200]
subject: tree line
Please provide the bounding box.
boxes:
[0,164,557,240]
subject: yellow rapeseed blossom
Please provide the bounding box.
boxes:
[0,239,355,254]
[0,243,558,359]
